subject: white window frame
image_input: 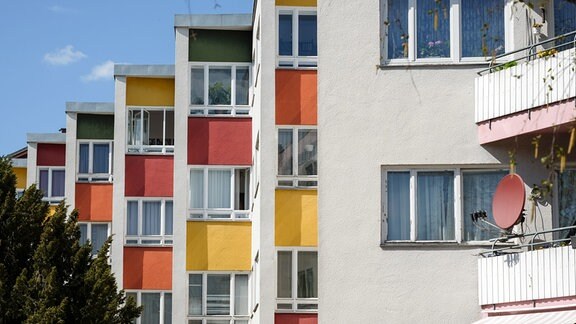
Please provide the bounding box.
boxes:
[125,290,172,324]
[125,198,173,246]
[188,63,252,116]
[78,222,111,255]
[275,248,318,313]
[77,141,113,182]
[37,166,65,203]
[126,106,174,154]
[277,126,318,188]
[276,7,318,68]
[188,166,251,220]
[187,272,251,323]
[381,0,510,65]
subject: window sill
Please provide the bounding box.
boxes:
[187,218,251,223]
[379,60,492,69]
[380,241,512,249]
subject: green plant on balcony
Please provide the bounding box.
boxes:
[493,60,518,71]
[208,81,231,105]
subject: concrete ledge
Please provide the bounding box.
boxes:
[66,102,114,114]
[27,133,66,144]
[114,65,175,77]
[174,14,252,29]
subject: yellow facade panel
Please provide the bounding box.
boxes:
[13,167,27,189]
[126,77,175,106]
[276,0,316,6]
[275,189,318,247]
[186,221,252,271]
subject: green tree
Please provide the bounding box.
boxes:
[0,157,140,323]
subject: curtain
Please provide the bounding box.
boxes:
[298,14,317,56]
[164,201,173,236]
[298,129,317,176]
[235,67,250,105]
[208,170,231,209]
[190,67,205,105]
[417,0,450,58]
[190,170,204,209]
[92,144,110,173]
[142,201,161,235]
[559,170,576,238]
[234,275,249,315]
[388,0,409,59]
[555,0,576,36]
[463,171,507,241]
[278,129,293,175]
[297,251,318,298]
[79,224,88,245]
[417,171,454,240]
[164,293,172,324]
[141,293,160,324]
[277,251,292,298]
[461,0,505,57]
[128,110,141,146]
[386,172,411,240]
[79,144,89,173]
[207,274,230,315]
[91,224,109,255]
[279,14,293,56]
[39,169,49,196]
[188,274,203,316]
[127,201,139,236]
[51,170,65,197]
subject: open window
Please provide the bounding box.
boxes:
[127,108,174,154]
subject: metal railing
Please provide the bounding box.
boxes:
[477,30,576,76]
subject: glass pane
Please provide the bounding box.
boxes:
[234,169,249,211]
[79,143,89,173]
[298,129,317,176]
[298,14,317,56]
[277,251,292,298]
[142,201,161,236]
[559,170,576,238]
[206,321,230,324]
[51,170,65,197]
[386,172,411,241]
[234,275,248,315]
[417,0,450,58]
[128,110,145,146]
[148,110,164,146]
[190,170,204,209]
[93,143,110,174]
[79,224,88,245]
[416,171,455,240]
[165,110,174,146]
[165,201,173,236]
[91,224,108,255]
[387,0,409,59]
[127,201,139,236]
[188,274,203,316]
[39,169,49,196]
[208,67,232,105]
[297,251,317,298]
[461,0,505,57]
[555,0,576,36]
[463,171,507,241]
[235,67,250,106]
[141,293,160,324]
[191,67,205,105]
[164,293,172,324]
[279,14,293,56]
[278,129,293,176]
[207,274,230,315]
[208,170,231,209]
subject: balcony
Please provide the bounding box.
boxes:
[475,31,576,144]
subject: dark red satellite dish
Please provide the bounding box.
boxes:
[492,174,526,230]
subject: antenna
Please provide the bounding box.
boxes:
[492,174,526,230]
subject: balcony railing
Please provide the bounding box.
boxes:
[478,226,576,305]
[475,31,576,123]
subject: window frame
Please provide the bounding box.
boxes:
[77,140,113,182]
[381,167,508,244]
[275,248,318,313]
[276,7,318,69]
[37,166,66,203]
[125,198,174,246]
[188,63,252,116]
[188,166,251,221]
[277,126,318,188]
[78,222,111,255]
[125,290,172,324]
[380,0,509,65]
[126,106,175,155]
[186,272,250,323]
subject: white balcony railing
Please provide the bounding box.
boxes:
[475,32,576,123]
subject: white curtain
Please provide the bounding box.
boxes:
[164,201,173,235]
[164,293,172,324]
[417,171,454,240]
[51,170,65,197]
[206,274,230,315]
[39,170,49,196]
[277,251,292,298]
[234,275,249,315]
[92,144,110,173]
[190,170,204,209]
[208,170,231,209]
[278,129,293,175]
[297,251,318,298]
[127,201,139,235]
[188,274,203,316]
[91,224,108,255]
[142,201,161,235]
[79,224,88,245]
[79,144,89,173]
[386,172,411,241]
[141,293,160,324]
[463,171,506,241]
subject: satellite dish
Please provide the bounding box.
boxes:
[492,174,526,230]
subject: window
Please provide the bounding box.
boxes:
[558,169,576,238]
[126,291,172,324]
[189,64,251,116]
[38,167,65,203]
[189,167,250,220]
[276,249,318,311]
[382,168,507,243]
[188,273,249,323]
[126,199,173,245]
[277,8,318,68]
[77,141,113,182]
[79,222,111,255]
[383,0,505,63]
[554,0,576,36]
[127,108,174,154]
[277,128,317,187]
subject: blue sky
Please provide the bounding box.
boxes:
[0,0,253,155]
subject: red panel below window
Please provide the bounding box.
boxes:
[125,155,173,197]
[275,313,318,324]
[37,143,65,166]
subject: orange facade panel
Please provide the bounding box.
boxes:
[123,247,173,290]
[125,155,174,197]
[276,70,317,125]
[75,183,112,221]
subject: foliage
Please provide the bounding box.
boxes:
[208,81,231,105]
[0,157,141,324]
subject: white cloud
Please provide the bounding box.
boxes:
[43,45,86,65]
[82,60,115,82]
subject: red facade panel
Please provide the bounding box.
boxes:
[187,118,252,165]
[37,143,65,166]
[125,155,173,197]
[275,314,318,324]
[123,247,172,290]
